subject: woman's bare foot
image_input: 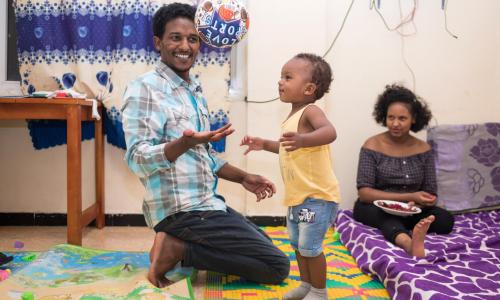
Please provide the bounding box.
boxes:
[147,232,186,288]
[410,215,435,258]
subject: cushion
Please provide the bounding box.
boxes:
[427,123,500,212]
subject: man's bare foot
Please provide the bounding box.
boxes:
[149,239,156,263]
[410,215,435,258]
[147,270,173,288]
[147,232,186,288]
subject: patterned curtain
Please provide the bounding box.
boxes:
[14,0,231,152]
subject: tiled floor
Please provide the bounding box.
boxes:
[0,226,207,298]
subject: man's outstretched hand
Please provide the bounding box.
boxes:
[242,174,276,202]
[182,123,234,147]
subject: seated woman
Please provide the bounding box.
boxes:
[353,84,454,258]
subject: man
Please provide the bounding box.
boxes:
[122,3,290,288]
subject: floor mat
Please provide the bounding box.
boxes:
[0,244,194,299]
[204,227,390,300]
[1,252,39,274]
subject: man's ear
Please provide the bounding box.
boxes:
[153,36,162,52]
[304,83,317,96]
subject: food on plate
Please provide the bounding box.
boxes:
[378,201,417,212]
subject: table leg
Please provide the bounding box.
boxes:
[95,106,105,228]
[67,105,82,245]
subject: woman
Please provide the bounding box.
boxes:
[353,84,454,258]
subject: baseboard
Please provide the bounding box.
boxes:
[0,213,286,227]
[0,213,148,226]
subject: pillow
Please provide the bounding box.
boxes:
[427,123,500,213]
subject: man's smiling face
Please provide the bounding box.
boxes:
[154,17,200,81]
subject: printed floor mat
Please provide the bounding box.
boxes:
[204,227,389,300]
[1,227,389,299]
[0,244,193,299]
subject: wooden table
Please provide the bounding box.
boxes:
[0,97,105,245]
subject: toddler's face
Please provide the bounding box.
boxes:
[278,58,313,103]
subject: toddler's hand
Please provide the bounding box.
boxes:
[279,132,304,151]
[240,135,264,155]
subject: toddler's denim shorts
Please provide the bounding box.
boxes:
[287,198,339,257]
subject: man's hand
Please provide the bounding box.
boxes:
[183,123,234,147]
[279,132,304,152]
[410,191,437,207]
[240,135,264,155]
[242,174,276,202]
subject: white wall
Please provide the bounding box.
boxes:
[1,0,499,215]
[327,0,500,210]
[244,0,500,214]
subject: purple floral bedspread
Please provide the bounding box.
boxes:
[337,209,500,300]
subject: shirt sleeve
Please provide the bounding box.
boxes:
[421,150,438,195]
[122,80,171,178]
[356,148,377,189]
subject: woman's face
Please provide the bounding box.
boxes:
[385,102,414,137]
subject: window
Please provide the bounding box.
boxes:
[7,0,20,82]
[0,0,22,95]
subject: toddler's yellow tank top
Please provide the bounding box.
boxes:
[279,104,341,206]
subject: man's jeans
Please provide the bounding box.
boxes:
[154,207,290,284]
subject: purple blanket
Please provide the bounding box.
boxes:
[337,209,500,300]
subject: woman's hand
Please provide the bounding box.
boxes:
[241,174,276,201]
[240,135,265,155]
[410,191,437,207]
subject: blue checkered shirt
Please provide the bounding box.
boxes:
[122,61,227,228]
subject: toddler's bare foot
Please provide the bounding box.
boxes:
[411,215,435,258]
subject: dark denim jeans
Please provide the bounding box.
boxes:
[154,206,290,284]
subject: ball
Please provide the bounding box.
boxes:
[195,0,249,48]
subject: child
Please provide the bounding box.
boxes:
[241,53,340,300]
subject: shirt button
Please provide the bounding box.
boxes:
[403,160,407,165]
[405,175,409,178]
[403,185,407,189]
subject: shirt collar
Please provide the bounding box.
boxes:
[155,60,201,94]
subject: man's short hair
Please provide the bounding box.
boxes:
[153,2,196,38]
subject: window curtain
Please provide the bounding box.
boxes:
[14,0,231,152]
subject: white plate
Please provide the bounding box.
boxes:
[373,200,421,217]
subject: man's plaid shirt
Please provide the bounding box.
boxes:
[122,61,227,228]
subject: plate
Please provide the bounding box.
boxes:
[374,200,421,217]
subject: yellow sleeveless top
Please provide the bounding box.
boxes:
[279,104,341,206]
